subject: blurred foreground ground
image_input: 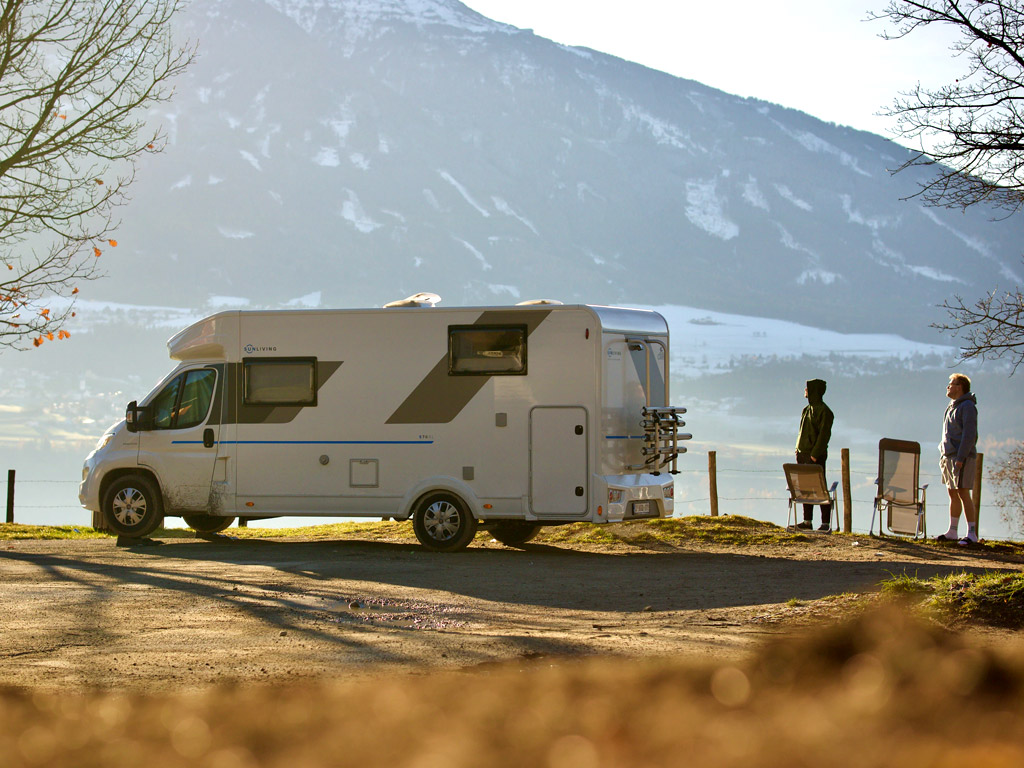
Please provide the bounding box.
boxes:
[1,522,1023,766]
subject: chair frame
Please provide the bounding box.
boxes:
[783,463,839,532]
[870,438,928,539]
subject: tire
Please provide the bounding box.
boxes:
[183,514,236,534]
[412,492,477,552]
[489,521,541,547]
[102,475,164,537]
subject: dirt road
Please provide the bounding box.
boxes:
[3,528,1021,693]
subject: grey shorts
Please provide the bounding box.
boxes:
[940,454,976,490]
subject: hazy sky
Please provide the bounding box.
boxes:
[462,0,965,143]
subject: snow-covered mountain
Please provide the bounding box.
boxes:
[84,0,1022,341]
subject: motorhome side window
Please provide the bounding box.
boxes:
[243,358,317,406]
[151,369,217,430]
[448,325,527,375]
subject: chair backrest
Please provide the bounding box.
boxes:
[783,463,830,504]
[877,438,921,505]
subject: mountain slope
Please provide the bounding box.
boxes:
[90,0,1023,340]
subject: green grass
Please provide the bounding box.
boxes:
[0,523,110,540]
[531,515,811,547]
[880,570,1024,629]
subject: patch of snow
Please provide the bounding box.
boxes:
[197,87,211,104]
[742,176,769,211]
[487,283,521,298]
[635,304,955,375]
[314,147,340,166]
[439,170,490,217]
[422,188,441,211]
[918,207,1023,283]
[778,124,872,177]
[685,179,738,241]
[170,175,192,190]
[797,269,840,286]
[350,152,370,170]
[207,296,250,309]
[773,184,812,211]
[378,135,390,154]
[284,291,322,308]
[340,190,380,233]
[906,264,960,282]
[239,150,261,170]
[413,256,423,267]
[777,225,819,260]
[840,194,896,231]
[207,175,223,185]
[621,102,694,152]
[454,237,491,270]
[491,197,538,234]
[217,227,254,240]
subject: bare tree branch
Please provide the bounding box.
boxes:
[0,0,193,351]
[873,2,1024,372]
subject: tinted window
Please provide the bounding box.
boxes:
[449,326,527,375]
[149,368,216,430]
[244,359,317,405]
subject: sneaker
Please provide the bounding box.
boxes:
[795,520,813,530]
[817,523,832,533]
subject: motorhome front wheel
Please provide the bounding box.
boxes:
[102,475,164,537]
[412,492,478,552]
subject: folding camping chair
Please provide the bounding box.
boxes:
[870,438,927,538]
[784,463,839,531]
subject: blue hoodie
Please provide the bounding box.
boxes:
[940,392,978,461]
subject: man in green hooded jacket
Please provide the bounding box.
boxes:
[795,378,834,531]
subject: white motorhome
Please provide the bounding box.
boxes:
[79,297,690,551]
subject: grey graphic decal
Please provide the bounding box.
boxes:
[386,309,551,424]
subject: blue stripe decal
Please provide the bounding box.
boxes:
[170,440,435,446]
[606,435,644,440]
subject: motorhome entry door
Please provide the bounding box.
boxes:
[529,406,588,517]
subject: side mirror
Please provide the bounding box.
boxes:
[125,400,139,433]
[125,401,152,432]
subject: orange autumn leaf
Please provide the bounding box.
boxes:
[108,239,118,247]
[59,115,66,120]
[33,337,43,347]
[72,287,79,294]
[95,178,104,185]
[58,330,70,340]
[6,264,11,270]
[147,143,154,149]
[46,332,54,341]
[93,247,102,258]
[71,312,76,317]
[40,308,50,317]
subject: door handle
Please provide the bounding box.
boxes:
[203,428,215,449]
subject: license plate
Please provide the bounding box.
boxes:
[634,501,650,515]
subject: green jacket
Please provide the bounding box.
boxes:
[796,379,833,460]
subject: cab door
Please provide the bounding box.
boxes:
[138,367,222,512]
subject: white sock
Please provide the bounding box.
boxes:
[967,523,978,542]
[945,518,960,537]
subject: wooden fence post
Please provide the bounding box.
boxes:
[6,469,14,524]
[708,451,719,517]
[974,452,984,536]
[841,449,852,533]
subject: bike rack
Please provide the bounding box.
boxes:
[630,406,691,474]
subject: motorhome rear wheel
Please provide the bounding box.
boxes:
[488,521,541,547]
[412,492,478,552]
[183,514,236,534]
[102,475,164,537]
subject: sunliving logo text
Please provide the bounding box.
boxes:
[244,344,278,354]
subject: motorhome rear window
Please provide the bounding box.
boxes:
[448,325,527,375]
[243,358,317,405]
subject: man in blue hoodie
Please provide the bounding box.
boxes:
[937,373,979,546]
[795,379,834,532]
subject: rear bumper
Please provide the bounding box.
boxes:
[596,474,674,523]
